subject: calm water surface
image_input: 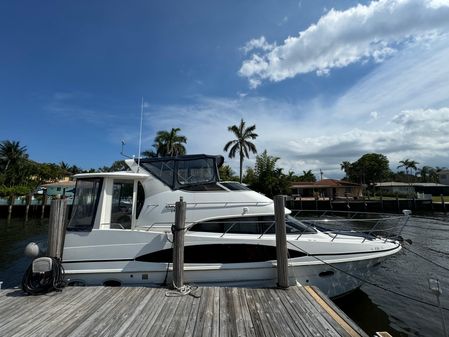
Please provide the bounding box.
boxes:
[0,214,448,337]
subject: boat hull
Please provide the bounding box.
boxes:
[63,245,400,298]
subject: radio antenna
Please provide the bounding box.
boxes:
[120,140,132,159]
[137,97,144,172]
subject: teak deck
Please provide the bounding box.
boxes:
[0,285,368,337]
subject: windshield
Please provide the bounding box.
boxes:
[139,155,220,190]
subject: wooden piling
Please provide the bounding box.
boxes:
[7,194,15,222]
[41,192,48,220]
[396,193,400,212]
[441,194,446,213]
[48,198,67,259]
[274,195,289,289]
[25,194,32,222]
[173,197,186,289]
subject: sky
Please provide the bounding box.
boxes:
[1,0,449,178]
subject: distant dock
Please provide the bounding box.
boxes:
[0,285,369,337]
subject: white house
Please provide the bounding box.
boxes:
[438,170,449,185]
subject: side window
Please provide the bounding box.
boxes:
[110,180,133,229]
[190,215,315,234]
[68,178,103,231]
[136,181,145,219]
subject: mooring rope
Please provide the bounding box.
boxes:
[165,283,201,298]
[286,240,449,312]
[401,244,449,273]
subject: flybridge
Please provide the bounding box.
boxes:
[136,154,224,190]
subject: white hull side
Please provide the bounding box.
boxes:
[63,247,399,298]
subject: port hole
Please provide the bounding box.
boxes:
[319,271,335,277]
[103,280,121,287]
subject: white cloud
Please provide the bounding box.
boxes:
[333,36,449,118]
[127,31,449,178]
[241,36,275,54]
[369,111,378,121]
[135,93,449,178]
[239,0,449,87]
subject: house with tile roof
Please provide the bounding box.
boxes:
[291,179,363,200]
[40,180,75,200]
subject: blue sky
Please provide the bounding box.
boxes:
[1,0,449,177]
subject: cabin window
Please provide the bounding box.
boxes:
[189,215,316,235]
[136,181,145,219]
[143,160,175,187]
[68,178,103,230]
[110,180,133,229]
[177,158,215,185]
[139,155,221,190]
[220,182,250,191]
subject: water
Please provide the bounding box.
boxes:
[0,217,48,288]
[0,214,448,336]
[335,213,449,337]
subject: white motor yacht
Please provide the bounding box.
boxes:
[62,154,402,298]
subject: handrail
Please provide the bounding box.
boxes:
[136,208,410,244]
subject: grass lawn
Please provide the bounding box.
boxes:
[432,195,449,202]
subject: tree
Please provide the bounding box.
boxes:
[141,149,157,158]
[69,165,82,175]
[245,150,290,198]
[419,166,439,183]
[0,140,28,172]
[299,170,316,182]
[99,160,129,172]
[0,140,31,187]
[346,153,391,185]
[397,159,419,176]
[34,163,66,185]
[223,118,258,183]
[152,128,187,157]
[340,161,351,179]
[219,164,238,181]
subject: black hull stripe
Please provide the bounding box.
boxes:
[63,245,399,264]
[311,245,400,257]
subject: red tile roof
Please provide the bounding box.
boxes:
[291,179,361,188]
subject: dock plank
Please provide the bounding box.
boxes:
[0,285,369,337]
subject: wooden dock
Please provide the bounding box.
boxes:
[0,285,368,337]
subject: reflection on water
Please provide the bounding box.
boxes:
[0,214,448,337]
[335,288,402,336]
[335,213,449,337]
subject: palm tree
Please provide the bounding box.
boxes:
[408,160,419,176]
[69,165,82,175]
[300,170,316,182]
[141,149,157,158]
[59,161,71,176]
[224,119,258,183]
[0,140,28,172]
[153,128,187,157]
[340,161,351,179]
[398,159,419,176]
[397,159,410,175]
